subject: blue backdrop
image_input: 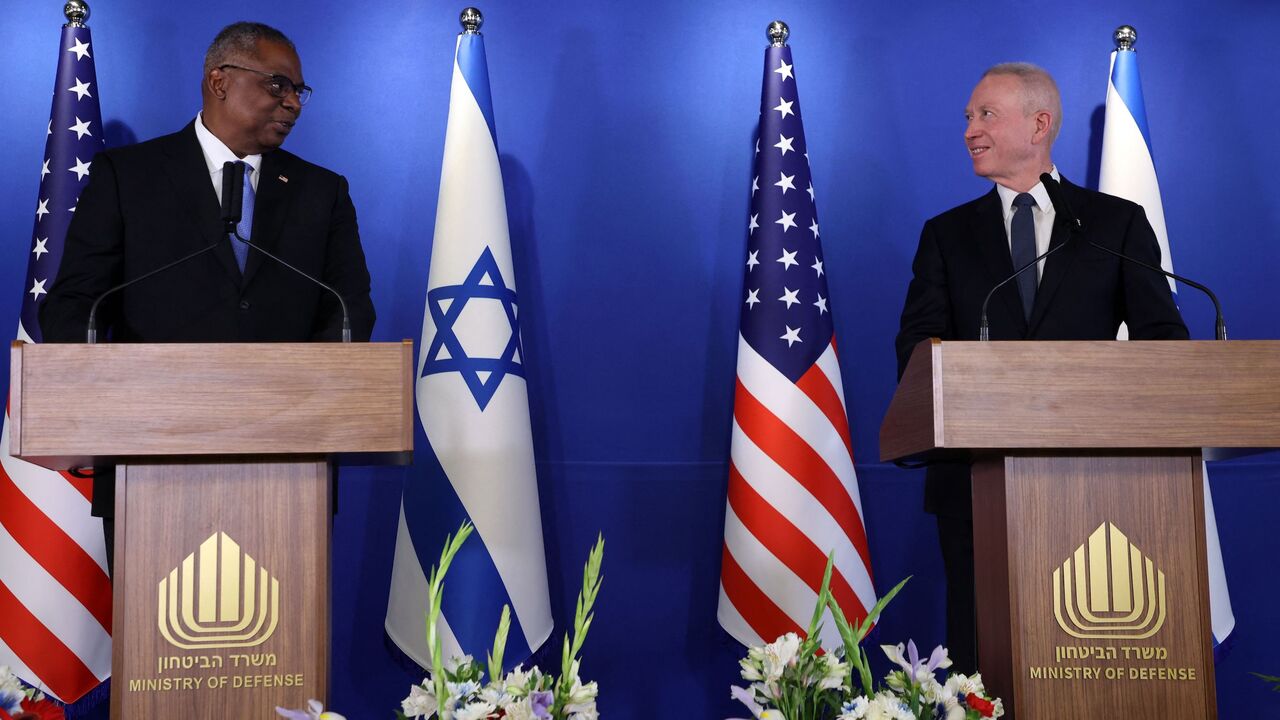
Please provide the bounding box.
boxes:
[2,1,1277,717]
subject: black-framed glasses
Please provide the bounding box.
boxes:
[219,64,313,105]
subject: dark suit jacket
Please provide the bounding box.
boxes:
[40,121,376,515]
[40,121,375,344]
[895,177,1188,515]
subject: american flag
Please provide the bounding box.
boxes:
[718,38,877,649]
[0,17,112,703]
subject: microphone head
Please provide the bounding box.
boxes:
[221,161,242,228]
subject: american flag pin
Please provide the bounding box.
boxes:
[278,175,288,183]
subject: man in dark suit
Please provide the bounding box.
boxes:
[39,22,375,548]
[895,63,1187,674]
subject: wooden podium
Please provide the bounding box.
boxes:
[9,341,413,719]
[881,339,1280,719]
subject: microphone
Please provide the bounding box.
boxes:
[85,241,221,343]
[221,160,243,232]
[1039,173,1227,341]
[977,238,1070,341]
[223,161,352,342]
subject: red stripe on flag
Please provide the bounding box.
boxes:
[728,462,870,622]
[721,543,803,642]
[60,470,94,504]
[0,467,112,631]
[795,357,855,460]
[734,379,873,572]
[0,579,101,704]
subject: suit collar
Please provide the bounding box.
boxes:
[241,150,296,286]
[1027,175,1089,333]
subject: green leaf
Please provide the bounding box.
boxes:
[487,604,512,682]
[423,521,474,709]
[1252,672,1280,692]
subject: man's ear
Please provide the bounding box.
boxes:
[206,68,228,101]
[1032,110,1053,145]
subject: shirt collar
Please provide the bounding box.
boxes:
[194,112,262,178]
[995,165,1060,217]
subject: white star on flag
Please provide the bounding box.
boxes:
[41,158,50,179]
[780,325,802,346]
[67,38,91,60]
[68,157,91,180]
[745,289,760,308]
[35,198,49,221]
[774,59,794,81]
[68,116,92,139]
[812,258,824,277]
[775,172,796,194]
[809,219,820,238]
[807,182,814,201]
[746,250,760,271]
[774,134,795,156]
[748,214,759,234]
[815,294,828,314]
[751,176,759,195]
[778,287,800,308]
[33,237,49,259]
[775,211,797,233]
[776,248,798,269]
[68,78,92,100]
[29,278,47,300]
[774,97,794,118]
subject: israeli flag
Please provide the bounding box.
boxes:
[1100,41,1235,653]
[385,28,552,669]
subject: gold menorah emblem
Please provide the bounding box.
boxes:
[157,532,280,649]
[1052,522,1166,639]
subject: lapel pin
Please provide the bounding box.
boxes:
[278,175,288,183]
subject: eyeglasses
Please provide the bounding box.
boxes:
[219,64,313,105]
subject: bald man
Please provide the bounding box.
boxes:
[894,62,1186,673]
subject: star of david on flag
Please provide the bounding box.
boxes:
[423,246,525,411]
[386,26,552,672]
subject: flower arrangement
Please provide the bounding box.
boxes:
[275,698,346,720]
[399,521,604,720]
[727,557,1003,720]
[0,667,64,720]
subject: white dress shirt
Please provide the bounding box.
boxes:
[193,112,261,208]
[995,166,1060,282]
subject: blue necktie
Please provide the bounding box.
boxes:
[1010,192,1037,321]
[232,162,255,272]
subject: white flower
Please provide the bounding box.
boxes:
[838,696,870,719]
[447,679,481,700]
[818,652,848,691]
[401,683,438,718]
[565,677,599,705]
[445,654,475,674]
[455,700,496,720]
[479,682,512,707]
[501,697,539,720]
[0,666,25,714]
[940,695,966,720]
[760,633,802,682]
[566,702,599,720]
